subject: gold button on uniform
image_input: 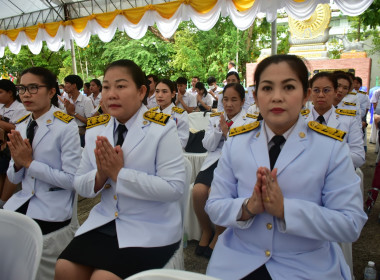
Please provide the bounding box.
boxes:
[113,195,117,200]
[104,184,111,189]
[266,223,272,230]
[115,212,118,217]
[265,250,271,257]
[32,191,34,195]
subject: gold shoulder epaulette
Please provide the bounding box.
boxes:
[343,102,356,106]
[86,114,111,129]
[210,112,222,117]
[300,108,310,116]
[335,108,356,116]
[143,111,170,126]
[246,113,258,119]
[348,92,357,95]
[229,121,260,137]
[308,121,346,142]
[149,106,159,111]
[16,113,31,124]
[172,106,185,114]
[359,90,367,94]
[54,111,75,123]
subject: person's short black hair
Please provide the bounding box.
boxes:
[192,76,200,81]
[226,71,240,82]
[207,76,217,85]
[0,79,17,100]
[176,77,187,85]
[195,82,207,97]
[254,55,309,97]
[223,83,245,101]
[354,76,362,86]
[334,73,352,89]
[229,61,236,67]
[147,74,159,83]
[64,75,84,91]
[309,72,338,90]
[104,59,146,89]
[90,79,102,91]
[84,82,90,88]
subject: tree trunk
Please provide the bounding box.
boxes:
[148,26,175,43]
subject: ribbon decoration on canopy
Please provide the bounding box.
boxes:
[0,0,374,57]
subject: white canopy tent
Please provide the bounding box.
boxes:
[0,0,374,58]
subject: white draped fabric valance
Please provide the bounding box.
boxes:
[0,0,374,57]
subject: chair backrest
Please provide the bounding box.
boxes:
[0,210,43,280]
[188,112,211,131]
[126,268,221,280]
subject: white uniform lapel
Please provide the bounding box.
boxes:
[327,110,339,129]
[123,108,148,155]
[250,124,270,169]
[275,118,307,176]
[31,109,54,148]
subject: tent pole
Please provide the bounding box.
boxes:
[70,40,78,75]
[271,19,277,55]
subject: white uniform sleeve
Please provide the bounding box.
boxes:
[202,117,223,152]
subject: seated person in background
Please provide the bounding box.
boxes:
[175,77,196,113]
[217,72,250,112]
[187,76,199,97]
[4,67,81,279]
[207,76,222,109]
[83,82,91,96]
[63,75,94,147]
[205,54,367,280]
[153,78,189,149]
[55,59,186,280]
[192,83,256,259]
[89,79,102,108]
[0,79,29,208]
[333,72,362,129]
[305,71,365,169]
[195,82,213,112]
[146,74,159,109]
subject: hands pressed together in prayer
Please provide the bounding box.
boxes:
[241,167,284,220]
[7,130,33,171]
[219,114,229,138]
[94,136,124,192]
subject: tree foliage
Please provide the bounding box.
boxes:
[0,16,289,85]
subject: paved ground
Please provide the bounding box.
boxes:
[77,125,380,279]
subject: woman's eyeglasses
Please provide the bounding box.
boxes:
[16,85,47,95]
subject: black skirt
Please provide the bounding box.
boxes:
[58,221,181,278]
[194,160,218,186]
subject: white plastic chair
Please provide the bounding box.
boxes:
[164,157,192,269]
[126,269,220,280]
[188,112,211,132]
[0,210,43,280]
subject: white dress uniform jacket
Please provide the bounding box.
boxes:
[154,103,189,149]
[305,106,365,168]
[340,93,362,127]
[0,100,29,124]
[74,106,186,248]
[4,106,81,222]
[246,103,260,117]
[205,117,367,280]
[200,110,254,172]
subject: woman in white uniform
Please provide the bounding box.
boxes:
[55,59,185,280]
[192,83,256,259]
[0,79,29,207]
[4,67,81,279]
[205,55,367,280]
[153,78,189,149]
